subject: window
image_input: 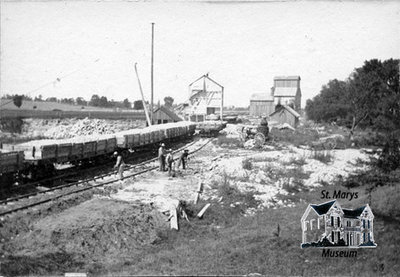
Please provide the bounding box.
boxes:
[363,232,366,242]
[347,221,351,227]
[368,220,370,229]
[363,219,365,228]
[331,216,334,227]
[337,217,341,227]
[331,231,335,242]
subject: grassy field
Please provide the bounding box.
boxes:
[0,100,146,119]
[103,178,399,276]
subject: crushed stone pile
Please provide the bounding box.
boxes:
[20,118,145,139]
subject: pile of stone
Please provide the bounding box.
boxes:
[42,118,144,139]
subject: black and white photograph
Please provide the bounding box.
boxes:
[0,0,399,276]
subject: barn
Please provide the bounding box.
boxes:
[269,105,300,128]
[153,106,182,124]
[249,92,274,117]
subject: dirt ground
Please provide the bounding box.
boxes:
[0,127,379,275]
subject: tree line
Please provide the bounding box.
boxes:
[1,94,177,111]
[305,58,399,171]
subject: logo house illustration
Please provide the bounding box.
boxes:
[301,200,377,248]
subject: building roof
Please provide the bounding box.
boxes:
[274,76,301,80]
[273,87,299,97]
[310,200,336,216]
[250,93,274,102]
[153,106,183,121]
[343,206,367,219]
[270,105,300,118]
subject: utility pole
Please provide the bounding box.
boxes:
[150,23,155,124]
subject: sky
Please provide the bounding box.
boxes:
[1,0,399,108]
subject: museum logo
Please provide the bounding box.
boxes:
[300,200,377,250]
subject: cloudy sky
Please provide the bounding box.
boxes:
[1,0,399,107]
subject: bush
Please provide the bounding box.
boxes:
[311,150,333,164]
[242,158,253,170]
[270,127,319,147]
[376,138,400,172]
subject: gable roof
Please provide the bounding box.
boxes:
[273,87,299,97]
[250,93,274,101]
[310,200,337,216]
[153,106,182,121]
[269,105,300,118]
[343,206,367,219]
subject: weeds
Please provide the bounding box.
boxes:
[270,127,319,147]
[311,150,333,164]
[282,155,307,166]
[242,158,253,170]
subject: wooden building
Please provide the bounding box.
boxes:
[273,76,301,111]
[153,106,182,124]
[269,105,300,128]
[183,74,224,122]
[249,92,274,117]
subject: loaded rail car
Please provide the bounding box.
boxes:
[0,121,197,186]
[197,121,227,137]
[0,150,24,184]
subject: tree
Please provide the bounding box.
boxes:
[46,97,58,102]
[123,98,132,109]
[90,94,100,107]
[76,97,87,106]
[99,96,108,107]
[164,96,174,107]
[133,100,144,110]
[306,58,400,170]
[13,95,23,108]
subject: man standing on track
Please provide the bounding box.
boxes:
[158,143,166,171]
[177,149,189,170]
[166,149,174,176]
[113,151,125,181]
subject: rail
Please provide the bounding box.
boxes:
[0,138,213,217]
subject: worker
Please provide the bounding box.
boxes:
[177,149,189,170]
[158,143,166,171]
[166,149,174,176]
[113,151,125,180]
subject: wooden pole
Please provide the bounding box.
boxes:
[134,63,152,126]
[220,86,224,122]
[151,23,155,124]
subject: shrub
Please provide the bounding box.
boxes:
[311,150,333,164]
[283,155,307,166]
[242,158,253,170]
[270,127,319,147]
[376,138,400,172]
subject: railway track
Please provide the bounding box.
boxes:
[0,138,213,217]
[0,137,195,199]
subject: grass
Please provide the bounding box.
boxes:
[311,150,333,164]
[106,195,400,276]
[270,127,319,147]
[282,155,307,166]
